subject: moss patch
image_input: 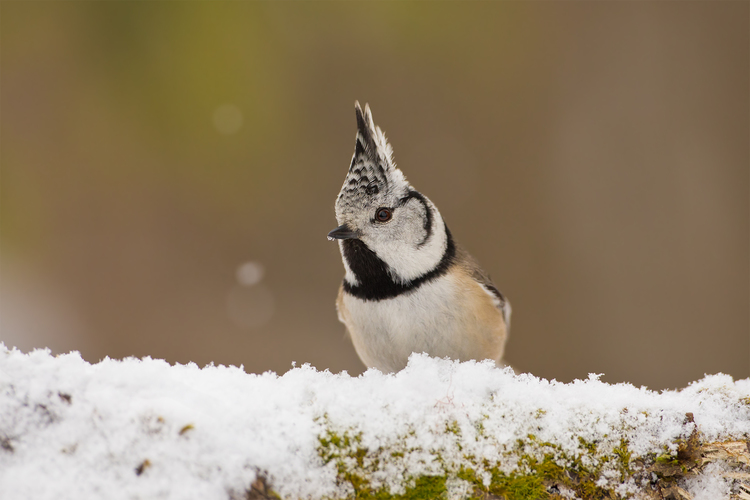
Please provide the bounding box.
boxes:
[317,424,642,500]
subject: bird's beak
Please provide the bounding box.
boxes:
[327,224,358,241]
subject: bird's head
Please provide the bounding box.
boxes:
[329,103,447,285]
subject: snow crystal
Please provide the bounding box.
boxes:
[684,463,732,500]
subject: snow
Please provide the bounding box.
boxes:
[684,463,733,500]
[0,344,748,500]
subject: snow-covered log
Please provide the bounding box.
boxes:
[0,345,748,500]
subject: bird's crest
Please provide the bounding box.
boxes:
[336,102,408,214]
[353,102,393,168]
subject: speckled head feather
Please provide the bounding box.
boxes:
[335,102,410,221]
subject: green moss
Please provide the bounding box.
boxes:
[577,437,598,455]
[531,454,566,483]
[445,420,461,436]
[514,436,615,499]
[331,470,447,500]
[318,427,446,500]
[456,465,481,485]
[401,476,447,500]
[316,417,642,500]
[612,438,632,481]
[489,470,548,500]
[655,454,679,466]
[473,420,486,439]
[459,463,547,500]
[462,433,626,499]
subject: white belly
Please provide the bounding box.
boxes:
[340,271,503,372]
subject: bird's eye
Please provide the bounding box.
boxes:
[375,208,392,222]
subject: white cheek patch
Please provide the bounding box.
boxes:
[374,210,447,284]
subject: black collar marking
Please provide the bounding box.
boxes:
[341,224,456,301]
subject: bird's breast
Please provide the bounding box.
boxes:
[339,267,506,373]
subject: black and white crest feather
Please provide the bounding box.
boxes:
[336,103,409,217]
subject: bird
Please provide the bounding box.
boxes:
[328,102,511,373]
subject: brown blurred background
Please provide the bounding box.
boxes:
[1,2,747,390]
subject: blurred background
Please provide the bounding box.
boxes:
[1,2,747,390]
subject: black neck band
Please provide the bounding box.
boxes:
[341,224,455,301]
